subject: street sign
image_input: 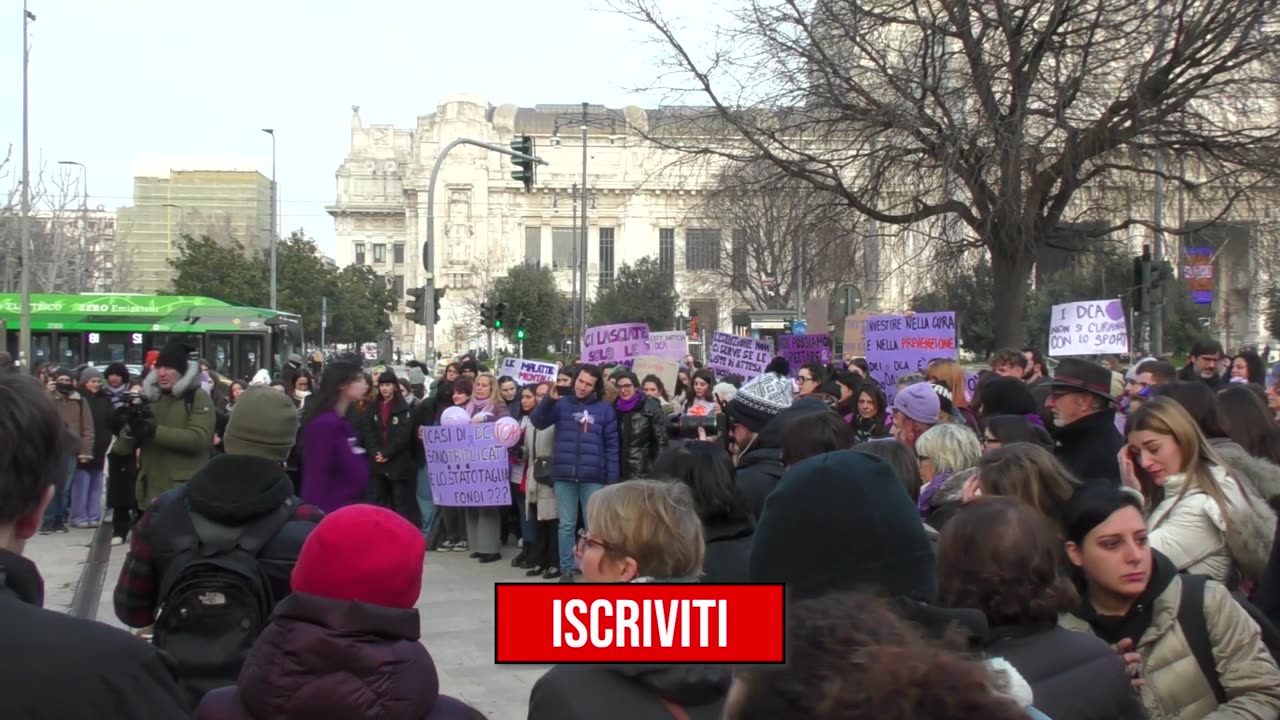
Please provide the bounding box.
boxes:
[792,320,808,335]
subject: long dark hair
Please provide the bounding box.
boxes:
[688,368,716,406]
[304,360,363,426]
[853,382,889,437]
[1217,384,1280,465]
[642,373,670,401]
[651,443,743,523]
[1234,350,1267,385]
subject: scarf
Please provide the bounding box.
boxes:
[917,471,953,516]
[1023,412,1046,428]
[105,383,128,409]
[615,392,643,413]
[467,395,495,419]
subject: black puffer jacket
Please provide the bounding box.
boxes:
[363,394,416,483]
[617,396,669,479]
[529,662,729,720]
[1053,409,1125,487]
[735,399,831,521]
[196,593,486,720]
[701,517,753,584]
[984,623,1145,720]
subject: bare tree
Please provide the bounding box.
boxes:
[613,0,1280,345]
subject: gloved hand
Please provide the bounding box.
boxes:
[128,407,158,444]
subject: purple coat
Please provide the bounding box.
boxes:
[300,410,370,513]
[194,593,486,720]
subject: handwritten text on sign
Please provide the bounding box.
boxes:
[707,332,771,380]
[582,323,650,367]
[497,358,558,385]
[423,423,512,507]
[647,331,688,363]
[778,333,832,372]
[864,312,957,404]
[1048,300,1128,357]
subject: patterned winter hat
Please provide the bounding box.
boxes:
[728,370,795,433]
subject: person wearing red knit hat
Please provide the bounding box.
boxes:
[196,505,485,720]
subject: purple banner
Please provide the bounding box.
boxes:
[864,312,957,404]
[581,323,650,367]
[707,331,771,380]
[778,333,832,373]
[423,423,511,507]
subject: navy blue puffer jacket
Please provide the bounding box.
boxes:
[529,392,620,485]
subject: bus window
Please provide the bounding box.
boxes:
[56,334,82,367]
[238,335,264,383]
[32,334,52,365]
[206,335,234,377]
[86,332,144,367]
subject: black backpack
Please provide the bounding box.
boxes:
[1177,573,1280,704]
[153,498,297,705]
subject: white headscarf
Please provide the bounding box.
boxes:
[250,368,272,386]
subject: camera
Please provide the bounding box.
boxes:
[678,413,719,439]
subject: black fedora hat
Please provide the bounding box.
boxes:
[1043,358,1115,403]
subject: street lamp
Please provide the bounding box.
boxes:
[57,160,88,292]
[262,128,277,310]
[18,2,36,369]
[550,103,620,352]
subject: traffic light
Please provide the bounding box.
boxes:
[493,302,508,329]
[433,287,445,324]
[510,135,535,192]
[1132,246,1152,311]
[686,308,700,338]
[480,302,493,328]
[406,286,426,324]
[515,314,528,341]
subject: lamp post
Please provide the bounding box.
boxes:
[551,103,619,354]
[262,128,277,310]
[57,160,87,293]
[18,2,36,369]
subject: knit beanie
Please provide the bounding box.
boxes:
[977,376,1036,417]
[223,386,300,461]
[52,367,75,382]
[727,370,794,433]
[155,341,192,374]
[80,367,104,385]
[749,449,937,603]
[929,380,955,415]
[104,362,130,383]
[894,382,941,424]
[291,505,426,609]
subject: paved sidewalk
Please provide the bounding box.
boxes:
[23,526,98,612]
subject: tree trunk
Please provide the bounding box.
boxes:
[990,246,1035,349]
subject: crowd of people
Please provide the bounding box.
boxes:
[3,334,1280,718]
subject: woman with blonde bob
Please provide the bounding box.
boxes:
[577,479,705,583]
[963,443,1081,527]
[926,358,977,429]
[1118,396,1268,582]
[915,423,981,521]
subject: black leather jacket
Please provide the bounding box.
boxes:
[617,396,670,479]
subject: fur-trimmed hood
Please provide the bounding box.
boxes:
[140,361,201,401]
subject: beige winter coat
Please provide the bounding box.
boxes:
[1061,574,1280,720]
[521,417,557,521]
[50,388,94,458]
[1148,465,1251,582]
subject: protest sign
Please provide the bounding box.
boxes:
[1048,299,1129,357]
[842,310,871,357]
[707,332,771,380]
[864,312,957,403]
[581,323,650,367]
[778,333,832,372]
[422,423,511,507]
[632,355,679,394]
[647,331,688,363]
[497,357,558,385]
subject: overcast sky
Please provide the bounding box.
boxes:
[1,0,723,256]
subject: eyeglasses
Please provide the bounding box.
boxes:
[982,436,999,446]
[798,375,815,383]
[616,383,635,390]
[575,528,619,557]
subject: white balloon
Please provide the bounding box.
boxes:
[494,416,522,448]
[440,406,470,426]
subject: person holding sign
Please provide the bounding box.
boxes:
[528,364,620,583]
[461,374,510,563]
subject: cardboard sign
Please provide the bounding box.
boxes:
[842,310,871,357]
[497,358,558,385]
[1048,300,1129,357]
[647,331,688,363]
[864,312,957,404]
[707,332,771,380]
[581,323,650,367]
[631,355,679,395]
[422,423,512,507]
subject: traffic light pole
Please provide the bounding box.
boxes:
[424,138,545,360]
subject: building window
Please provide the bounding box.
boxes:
[524,225,541,265]
[446,272,472,289]
[373,243,386,264]
[391,274,405,297]
[659,228,675,277]
[354,243,366,265]
[393,243,405,265]
[598,227,615,286]
[551,227,577,270]
[731,228,748,290]
[685,228,722,271]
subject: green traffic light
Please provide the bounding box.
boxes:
[494,320,503,329]
[516,329,526,340]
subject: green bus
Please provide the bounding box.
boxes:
[0,293,303,381]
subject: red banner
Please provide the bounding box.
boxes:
[494,583,785,664]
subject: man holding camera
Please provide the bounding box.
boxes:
[112,341,214,504]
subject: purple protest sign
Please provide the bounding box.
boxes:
[581,323,650,367]
[864,312,957,404]
[778,333,832,372]
[707,331,771,380]
[422,423,511,507]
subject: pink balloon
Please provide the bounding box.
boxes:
[440,406,470,426]
[494,417,522,448]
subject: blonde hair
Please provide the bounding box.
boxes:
[587,479,705,579]
[915,423,981,475]
[474,373,496,400]
[926,359,970,410]
[1127,396,1233,527]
